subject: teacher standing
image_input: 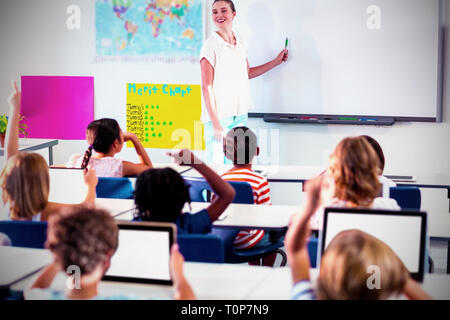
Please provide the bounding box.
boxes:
[200,0,288,164]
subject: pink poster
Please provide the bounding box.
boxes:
[21,76,94,140]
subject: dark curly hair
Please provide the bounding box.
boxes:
[46,207,118,275]
[81,118,122,170]
[134,168,191,223]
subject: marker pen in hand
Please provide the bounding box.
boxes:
[284,37,289,60]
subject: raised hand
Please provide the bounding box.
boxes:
[83,165,98,188]
[8,80,21,110]
[122,131,137,142]
[170,244,196,300]
[166,148,202,166]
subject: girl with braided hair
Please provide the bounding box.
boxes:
[66,118,153,177]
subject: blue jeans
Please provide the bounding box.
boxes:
[203,114,248,165]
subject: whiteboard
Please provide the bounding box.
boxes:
[233,0,442,122]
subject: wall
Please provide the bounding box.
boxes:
[0,0,448,180]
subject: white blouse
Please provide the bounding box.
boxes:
[200,32,253,122]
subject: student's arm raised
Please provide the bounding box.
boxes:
[403,276,432,300]
[285,175,328,284]
[170,244,196,300]
[122,131,153,177]
[5,80,21,159]
[167,149,235,222]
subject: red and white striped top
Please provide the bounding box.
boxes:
[221,168,271,250]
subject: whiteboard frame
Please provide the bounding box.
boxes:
[248,0,445,125]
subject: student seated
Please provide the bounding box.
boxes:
[66,118,153,177]
[25,206,195,300]
[221,126,280,266]
[361,135,396,197]
[0,81,97,221]
[311,136,400,229]
[133,148,235,234]
[285,175,431,300]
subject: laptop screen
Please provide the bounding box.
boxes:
[103,222,175,285]
[48,168,86,204]
[322,208,426,281]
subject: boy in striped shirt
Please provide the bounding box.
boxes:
[222,126,278,266]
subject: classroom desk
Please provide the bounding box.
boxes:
[152,162,194,175]
[247,267,450,300]
[394,173,450,214]
[182,164,324,183]
[0,247,52,290]
[111,200,299,231]
[95,198,137,217]
[0,139,58,165]
[10,247,449,300]
[100,197,450,241]
[47,163,190,205]
[11,249,273,300]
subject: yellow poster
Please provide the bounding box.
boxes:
[126,83,204,150]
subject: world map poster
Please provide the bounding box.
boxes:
[95,0,204,62]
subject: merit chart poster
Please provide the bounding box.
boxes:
[126,83,204,150]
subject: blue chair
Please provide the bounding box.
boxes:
[307,236,319,268]
[178,233,225,263]
[209,227,287,265]
[96,177,134,199]
[183,176,287,265]
[0,221,48,248]
[183,177,254,204]
[389,186,421,210]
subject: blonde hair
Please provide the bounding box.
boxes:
[317,230,408,300]
[329,136,381,206]
[0,152,49,220]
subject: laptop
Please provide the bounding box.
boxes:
[321,208,427,281]
[48,168,86,204]
[103,221,176,285]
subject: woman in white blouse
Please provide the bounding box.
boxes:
[200,0,288,164]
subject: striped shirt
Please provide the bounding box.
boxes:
[221,168,271,249]
[291,280,317,300]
